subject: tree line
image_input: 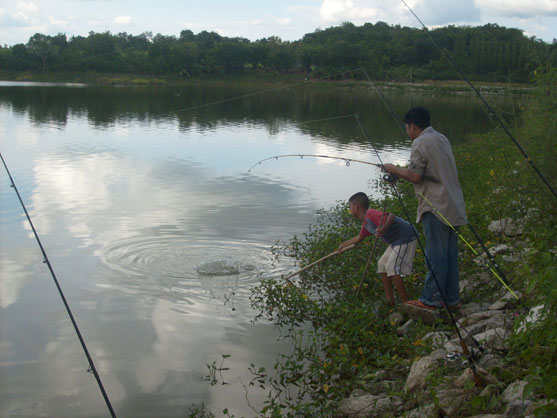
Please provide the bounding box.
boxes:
[1,22,555,82]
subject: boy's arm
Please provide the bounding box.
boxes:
[339,234,364,253]
[376,213,395,237]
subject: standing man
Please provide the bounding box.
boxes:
[383,107,467,310]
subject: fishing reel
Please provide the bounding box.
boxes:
[382,172,399,185]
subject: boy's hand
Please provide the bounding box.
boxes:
[376,226,385,236]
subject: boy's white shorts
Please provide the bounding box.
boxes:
[377,240,417,276]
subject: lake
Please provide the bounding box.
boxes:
[0,81,518,417]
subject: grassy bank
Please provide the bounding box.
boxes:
[234,70,555,417]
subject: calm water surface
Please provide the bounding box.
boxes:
[0,81,518,417]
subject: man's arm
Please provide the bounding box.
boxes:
[382,163,423,184]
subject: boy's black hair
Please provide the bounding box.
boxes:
[349,192,369,209]
[403,107,430,129]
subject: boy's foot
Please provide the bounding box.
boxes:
[405,300,439,311]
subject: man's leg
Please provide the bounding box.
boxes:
[419,212,451,308]
[444,227,460,307]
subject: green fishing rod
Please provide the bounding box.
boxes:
[416,192,518,299]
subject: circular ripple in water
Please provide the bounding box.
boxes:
[96,234,292,303]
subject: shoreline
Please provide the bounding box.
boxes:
[0,71,532,95]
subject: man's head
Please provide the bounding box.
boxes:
[403,107,430,140]
[348,192,369,219]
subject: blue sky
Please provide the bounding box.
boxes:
[1,0,556,46]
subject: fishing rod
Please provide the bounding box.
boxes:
[0,153,118,418]
[356,199,389,298]
[356,66,517,298]
[417,191,517,299]
[245,153,438,185]
[400,0,556,200]
[282,244,355,286]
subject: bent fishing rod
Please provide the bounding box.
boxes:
[400,0,556,200]
[0,153,117,418]
[245,153,439,184]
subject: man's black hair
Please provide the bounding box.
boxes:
[403,107,430,130]
[349,192,369,209]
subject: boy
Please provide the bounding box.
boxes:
[339,192,417,305]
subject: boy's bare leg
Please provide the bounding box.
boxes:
[380,273,396,305]
[391,274,409,303]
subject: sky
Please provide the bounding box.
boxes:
[1,0,556,47]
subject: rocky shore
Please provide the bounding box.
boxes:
[336,216,553,417]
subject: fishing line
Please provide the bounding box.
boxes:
[0,152,117,418]
[400,0,557,200]
[168,69,362,116]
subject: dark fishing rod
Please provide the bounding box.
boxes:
[351,115,484,375]
[358,66,515,292]
[0,152,117,418]
[400,0,556,200]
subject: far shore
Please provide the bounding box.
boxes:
[0,71,533,95]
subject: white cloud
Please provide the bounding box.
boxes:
[114,15,131,25]
[17,0,39,13]
[276,17,291,25]
[48,16,67,26]
[319,0,379,22]
[474,0,557,17]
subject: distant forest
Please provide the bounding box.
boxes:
[1,22,555,82]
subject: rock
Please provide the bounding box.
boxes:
[488,218,524,236]
[477,353,503,371]
[466,415,504,418]
[404,354,438,392]
[444,339,463,354]
[403,303,443,325]
[405,404,438,418]
[458,302,492,317]
[488,243,510,255]
[460,310,502,327]
[474,365,499,386]
[516,304,546,333]
[389,311,405,327]
[436,388,467,415]
[474,327,509,351]
[454,367,476,387]
[463,312,506,335]
[452,365,498,388]
[488,300,509,310]
[336,394,401,417]
[501,380,528,403]
[524,399,550,416]
[421,332,449,349]
[505,400,532,418]
[429,348,448,361]
[396,319,414,336]
[488,290,522,310]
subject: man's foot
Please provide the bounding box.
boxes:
[405,300,439,311]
